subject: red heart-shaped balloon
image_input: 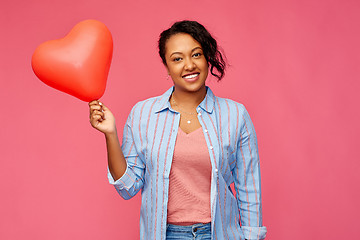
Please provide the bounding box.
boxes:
[31,19,113,102]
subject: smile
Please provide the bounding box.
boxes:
[182,73,200,81]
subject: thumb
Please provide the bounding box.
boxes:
[98,101,107,110]
[100,102,110,112]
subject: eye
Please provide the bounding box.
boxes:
[193,52,202,58]
[173,57,182,62]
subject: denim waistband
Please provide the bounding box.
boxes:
[166,222,211,233]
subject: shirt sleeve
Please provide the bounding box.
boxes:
[233,105,267,239]
[107,105,145,200]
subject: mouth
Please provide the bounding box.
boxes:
[182,72,200,82]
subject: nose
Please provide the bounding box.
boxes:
[184,58,196,71]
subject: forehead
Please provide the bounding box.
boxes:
[165,33,202,55]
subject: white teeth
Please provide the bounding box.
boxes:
[183,74,199,79]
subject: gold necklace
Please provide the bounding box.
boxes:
[171,96,197,124]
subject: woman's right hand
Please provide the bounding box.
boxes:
[89,100,116,135]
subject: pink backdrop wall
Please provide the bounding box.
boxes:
[1,0,359,239]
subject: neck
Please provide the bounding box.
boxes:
[171,86,207,110]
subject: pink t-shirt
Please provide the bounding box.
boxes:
[167,127,212,225]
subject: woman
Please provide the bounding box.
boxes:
[89,20,267,240]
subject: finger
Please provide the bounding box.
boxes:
[92,110,105,119]
[89,105,102,113]
[89,106,102,119]
[98,101,104,111]
[89,100,100,106]
[96,101,108,113]
[99,102,109,111]
[90,114,103,126]
[90,112,104,122]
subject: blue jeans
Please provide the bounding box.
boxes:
[166,222,211,239]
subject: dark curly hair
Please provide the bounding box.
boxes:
[158,20,226,81]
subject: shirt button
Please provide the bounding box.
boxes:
[198,112,202,116]
[215,169,218,173]
[204,129,208,133]
[209,146,213,150]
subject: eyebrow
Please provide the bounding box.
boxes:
[169,47,203,57]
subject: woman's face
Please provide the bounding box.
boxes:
[164,33,208,94]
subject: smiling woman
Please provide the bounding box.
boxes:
[89,20,267,240]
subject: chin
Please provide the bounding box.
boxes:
[183,83,206,93]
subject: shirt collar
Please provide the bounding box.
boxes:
[154,86,215,114]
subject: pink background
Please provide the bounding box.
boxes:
[1,0,359,239]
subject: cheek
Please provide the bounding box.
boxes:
[198,57,208,68]
[201,61,209,71]
[168,64,182,75]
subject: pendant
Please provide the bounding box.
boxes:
[187,120,191,124]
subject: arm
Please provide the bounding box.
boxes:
[105,130,127,181]
[89,100,127,180]
[233,105,267,240]
[89,101,145,199]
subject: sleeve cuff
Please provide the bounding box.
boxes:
[107,163,136,190]
[241,226,267,239]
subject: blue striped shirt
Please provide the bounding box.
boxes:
[108,86,267,239]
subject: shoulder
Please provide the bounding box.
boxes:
[213,95,247,115]
[131,96,159,110]
[128,92,167,118]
